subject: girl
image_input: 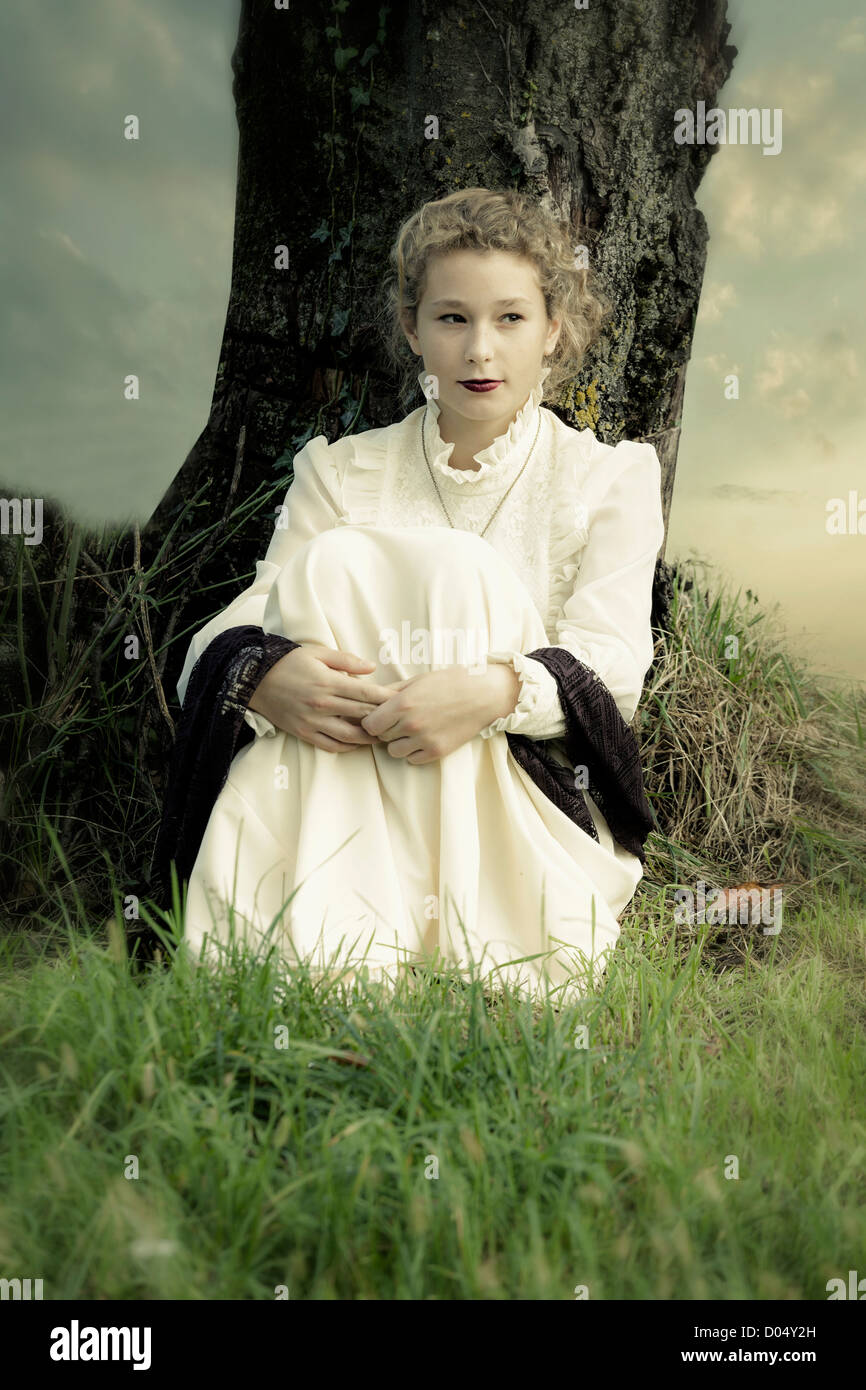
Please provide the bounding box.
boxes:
[154,187,665,1005]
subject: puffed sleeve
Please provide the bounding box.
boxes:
[479,437,664,735]
[553,439,663,723]
[174,433,351,712]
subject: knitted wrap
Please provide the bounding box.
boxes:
[511,645,656,862]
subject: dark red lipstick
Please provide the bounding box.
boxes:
[459,379,502,393]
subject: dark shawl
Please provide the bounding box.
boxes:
[149,626,657,908]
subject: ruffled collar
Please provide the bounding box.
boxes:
[418,365,551,487]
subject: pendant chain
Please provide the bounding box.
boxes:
[420,403,542,539]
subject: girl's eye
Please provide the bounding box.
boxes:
[438,313,524,323]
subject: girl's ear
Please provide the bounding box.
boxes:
[401,309,421,354]
[545,313,563,358]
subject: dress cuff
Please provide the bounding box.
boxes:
[478,650,568,740]
[243,708,278,738]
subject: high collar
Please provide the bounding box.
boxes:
[418,365,551,487]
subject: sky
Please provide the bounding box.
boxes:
[0,0,863,685]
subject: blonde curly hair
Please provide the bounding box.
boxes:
[381,186,612,410]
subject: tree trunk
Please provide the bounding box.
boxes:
[141,0,735,700]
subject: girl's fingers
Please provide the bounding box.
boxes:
[318,717,379,744]
[298,723,376,752]
[333,675,399,703]
[316,695,389,719]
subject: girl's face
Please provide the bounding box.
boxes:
[402,248,561,432]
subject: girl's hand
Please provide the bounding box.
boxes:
[360,664,520,764]
[246,645,396,753]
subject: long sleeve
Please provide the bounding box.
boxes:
[174,434,352,720]
[479,437,664,736]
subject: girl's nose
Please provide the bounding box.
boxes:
[466,339,493,362]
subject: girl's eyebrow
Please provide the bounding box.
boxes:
[430,297,533,308]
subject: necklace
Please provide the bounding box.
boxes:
[420,403,543,539]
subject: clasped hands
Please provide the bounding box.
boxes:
[246,642,521,765]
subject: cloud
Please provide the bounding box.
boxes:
[702,55,863,260]
[778,387,811,419]
[754,332,859,420]
[697,281,738,325]
[51,230,87,262]
[709,483,800,503]
[697,353,743,377]
[832,145,866,185]
[716,168,849,259]
[755,346,806,395]
[813,433,837,458]
[0,0,231,176]
[736,71,834,126]
[716,176,763,257]
[836,17,866,53]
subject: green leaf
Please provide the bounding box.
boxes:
[334,46,358,72]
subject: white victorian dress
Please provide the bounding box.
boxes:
[174,366,665,1003]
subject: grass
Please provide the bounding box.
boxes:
[0,876,863,1299]
[638,561,866,894]
[1,509,865,1298]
